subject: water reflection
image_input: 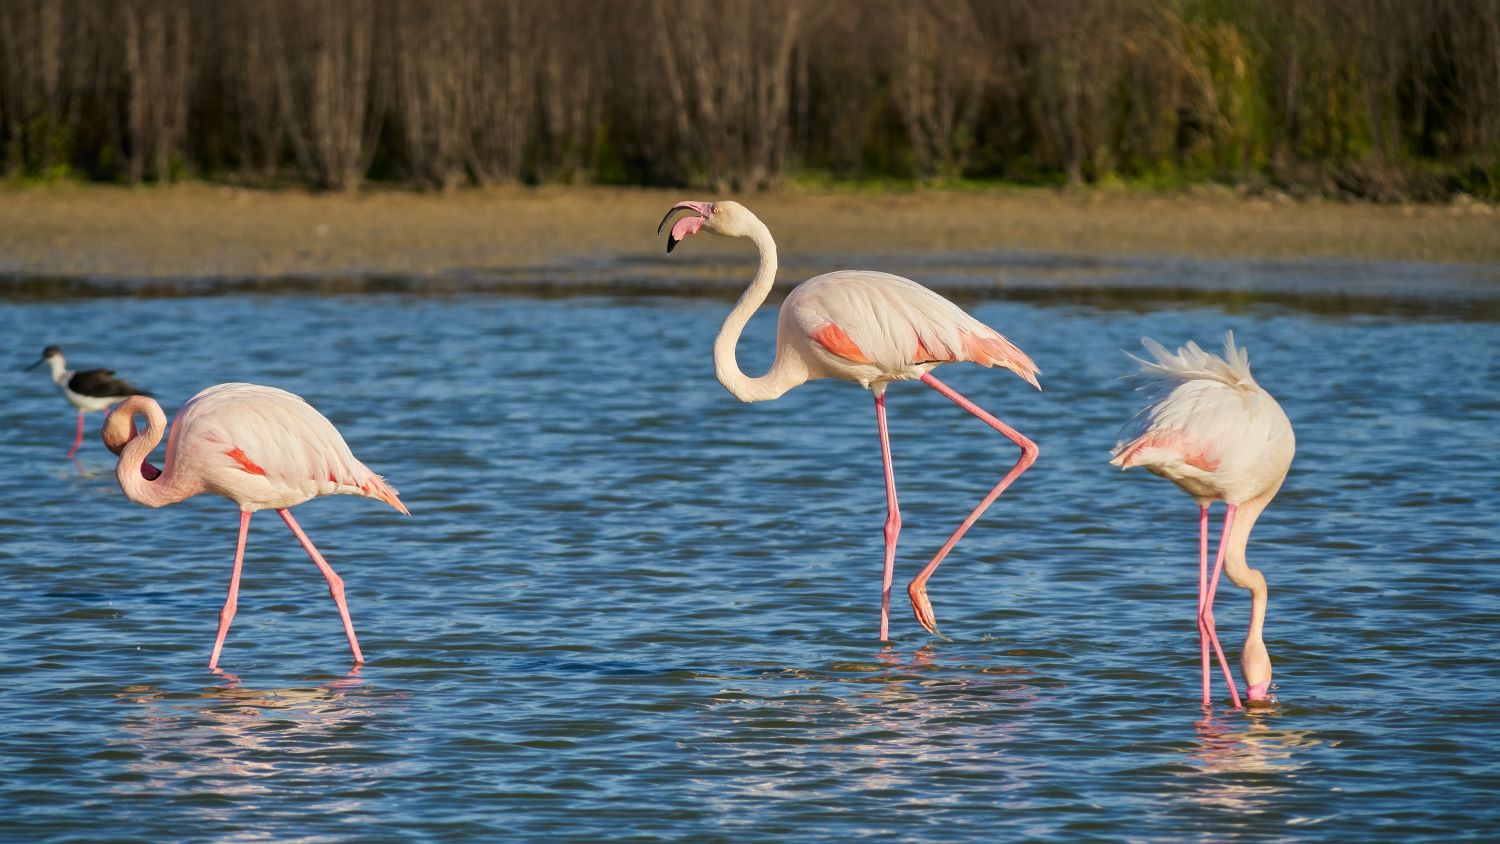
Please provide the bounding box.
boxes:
[1184,708,1322,817]
[691,645,1040,807]
[108,667,406,810]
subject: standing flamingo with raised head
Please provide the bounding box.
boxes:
[103,383,409,669]
[27,345,151,459]
[1111,333,1294,707]
[659,200,1041,639]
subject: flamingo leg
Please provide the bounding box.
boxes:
[907,373,1039,635]
[65,410,85,459]
[208,511,252,669]
[874,390,901,641]
[1198,505,1211,705]
[278,508,365,664]
[1202,504,1242,708]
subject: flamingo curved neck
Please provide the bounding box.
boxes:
[713,221,805,403]
[113,397,189,508]
[1222,496,1272,639]
[1221,493,1275,695]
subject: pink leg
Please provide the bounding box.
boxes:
[1198,505,1211,705]
[65,410,85,459]
[1202,505,1242,708]
[278,509,365,664]
[874,390,901,641]
[208,511,252,669]
[908,373,1039,634]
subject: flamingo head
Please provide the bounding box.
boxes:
[657,200,758,252]
[101,406,136,456]
[1241,637,1273,706]
[101,402,161,480]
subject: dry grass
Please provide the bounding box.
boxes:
[0,184,1496,281]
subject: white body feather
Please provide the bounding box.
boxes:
[163,383,400,513]
[1111,332,1294,505]
[780,270,1040,389]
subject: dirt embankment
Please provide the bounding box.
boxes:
[0,185,1495,284]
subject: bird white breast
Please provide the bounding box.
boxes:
[62,388,123,413]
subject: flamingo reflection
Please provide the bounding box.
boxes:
[691,646,1041,805]
[107,667,409,816]
[1184,709,1322,816]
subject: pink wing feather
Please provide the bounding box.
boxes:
[1111,333,1290,478]
[788,271,1040,387]
[170,383,408,514]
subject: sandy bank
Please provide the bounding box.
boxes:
[0,185,1496,285]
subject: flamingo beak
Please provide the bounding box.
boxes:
[657,201,713,253]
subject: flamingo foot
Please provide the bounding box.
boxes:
[908,582,940,635]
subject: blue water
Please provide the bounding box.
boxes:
[2,290,1498,841]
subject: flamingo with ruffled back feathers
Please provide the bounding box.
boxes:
[659,200,1041,639]
[1111,333,1294,707]
[103,383,409,669]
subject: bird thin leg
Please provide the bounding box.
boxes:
[278,509,365,664]
[1202,505,1242,708]
[874,390,901,641]
[1198,505,1211,705]
[208,511,252,669]
[908,373,1039,635]
[65,410,85,459]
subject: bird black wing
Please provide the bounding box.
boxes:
[68,368,151,398]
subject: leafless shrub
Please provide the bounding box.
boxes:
[892,0,990,181]
[647,0,805,190]
[0,0,1494,197]
[271,0,383,190]
[120,0,190,182]
[0,0,68,176]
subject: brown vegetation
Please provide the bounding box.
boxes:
[0,0,1497,198]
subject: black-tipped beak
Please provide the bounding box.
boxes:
[657,201,713,254]
[657,207,682,238]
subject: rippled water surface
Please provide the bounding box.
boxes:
[2,287,1498,841]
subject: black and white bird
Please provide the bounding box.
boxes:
[27,346,151,459]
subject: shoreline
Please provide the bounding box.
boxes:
[1,185,1497,312]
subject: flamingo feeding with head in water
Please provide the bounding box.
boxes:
[103,383,409,669]
[27,345,151,460]
[658,200,1041,640]
[1111,333,1294,707]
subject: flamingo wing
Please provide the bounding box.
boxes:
[788,271,1040,387]
[1112,373,1290,477]
[173,383,407,513]
[1111,333,1292,473]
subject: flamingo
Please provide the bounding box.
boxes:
[27,346,151,459]
[1110,333,1294,707]
[102,383,409,669]
[658,200,1041,639]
